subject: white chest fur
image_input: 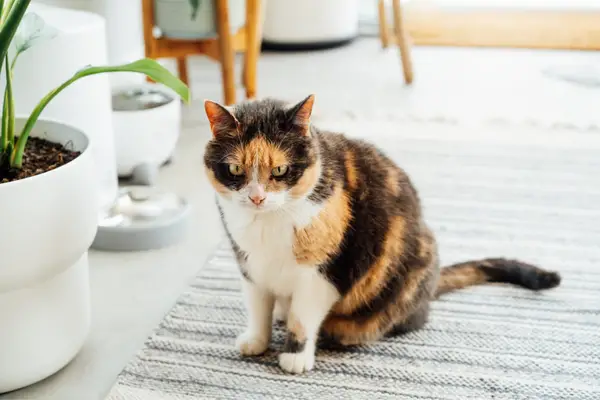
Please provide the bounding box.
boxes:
[218,199,322,297]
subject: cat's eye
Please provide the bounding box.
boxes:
[271,165,289,177]
[228,164,244,176]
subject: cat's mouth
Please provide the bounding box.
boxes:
[241,200,268,211]
[242,200,282,214]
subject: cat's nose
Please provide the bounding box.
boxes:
[248,183,266,206]
[249,195,265,205]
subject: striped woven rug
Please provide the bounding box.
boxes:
[105,120,600,400]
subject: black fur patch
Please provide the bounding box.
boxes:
[479,258,561,290]
[283,331,306,353]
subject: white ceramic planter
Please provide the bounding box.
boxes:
[263,0,359,44]
[112,83,181,178]
[154,0,246,39]
[0,118,97,393]
[13,3,118,213]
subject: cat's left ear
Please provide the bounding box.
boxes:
[287,94,315,136]
[204,100,239,137]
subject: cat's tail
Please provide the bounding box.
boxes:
[435,258,561,298]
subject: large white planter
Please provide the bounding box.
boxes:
[262,0,359,45]
[13,3,118,214]
[112,83,181,178]
[0,118,97,393]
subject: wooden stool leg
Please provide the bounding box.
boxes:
[177,57,189,85]
[241,60,247,89]
[392,0,413,85]
[142,0,157,84]
[378,0,391,48]
[215,0,236,105]
[243,0,262,99]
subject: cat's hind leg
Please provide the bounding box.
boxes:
[386,302,430,336]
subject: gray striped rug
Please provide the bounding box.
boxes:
[106,120,600,400]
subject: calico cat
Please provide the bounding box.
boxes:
[203,95,561,374]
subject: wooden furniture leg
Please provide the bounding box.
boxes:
[378,0,391,48]
[243,0,261,99]
[391,0,413,84]
[142,0,156,83]
[177,57,189,85]
[141,0,262,103]
[215,0,236,105]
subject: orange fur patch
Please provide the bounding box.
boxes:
[436,265,487,296]
[386,168,401,196]
[322,313,391,346]
[398,265,430,304]
[344,150,358,190]
[287,312,306,343]
[204,101,238,136]
[332,216,406,315]
[231,137,289,170]
[230,137,291,192]
[292,95,315,136]
[289,161,321,199]
[293,184,352,266]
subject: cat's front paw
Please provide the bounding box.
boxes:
[278,351,315,374]
[236,331,269,356]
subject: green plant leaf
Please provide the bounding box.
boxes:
[78,59,190,103]
[0,0,30,69]
[10,58,190,168]
[13,12,58,59]
[0,0,15,23]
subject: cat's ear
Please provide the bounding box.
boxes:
[204,100,239,137]
[287,94,315,136]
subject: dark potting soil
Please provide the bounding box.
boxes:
[0,137,80,184]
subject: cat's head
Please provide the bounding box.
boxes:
[203,95,320,212]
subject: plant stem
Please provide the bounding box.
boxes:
[4,56,14,144]
[10,51,18,70]
[0,96,4,153]
[0,56,11,153]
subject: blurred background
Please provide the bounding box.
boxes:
[33,0,600,128]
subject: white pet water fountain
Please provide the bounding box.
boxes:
[91,83,190,251]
